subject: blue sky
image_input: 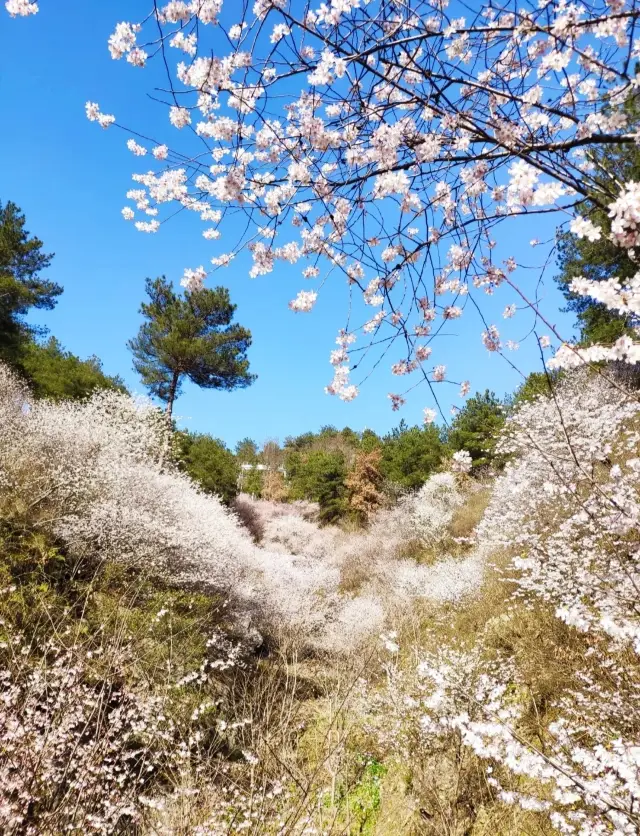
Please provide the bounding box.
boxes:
[0,3,575,449]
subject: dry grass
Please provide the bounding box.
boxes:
[448,487,492,541]
[338,556,372,594]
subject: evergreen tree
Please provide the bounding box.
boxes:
[235,437,259,464]
[129,276,255,419]
[283,431,316,451]
[447,390,506,470]
[360,428,383,453]
[380,423,445,490]
[242,467,264,498]
[0,200,61,365]
[512,370,558,407]
[314,453,347,525]
[174,431,239,505]
[286,449,347,521]
[0,200,123,401]
[21,337,126,400]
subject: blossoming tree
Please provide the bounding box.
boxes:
[8,0,640,414]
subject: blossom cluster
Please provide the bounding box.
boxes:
[23,0,638,413]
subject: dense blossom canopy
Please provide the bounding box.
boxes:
[11,0,640,415]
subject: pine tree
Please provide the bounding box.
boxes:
[0,200,60,365]
[128,276,255,420]
[21,337,126,400]
[315,455,347,525]
[174,431,239,504]
[380,423,445,490]
[235,437,259,464]
[447,390,506,470]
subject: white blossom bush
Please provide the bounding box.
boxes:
[0,364,251,589]
[0,364,397,650]
[0,637,174,833]
[403,471,464,546]
[480,368,640,647]
[386,550,484,601]
[369,369,640,833]
[377,639,640,834]
[252,471,484,607]
[451,449,473,474]
[0,598,246,835]
[261,511,342,559]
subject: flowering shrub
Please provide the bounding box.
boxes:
[368,368,640,833]
[0,364,482,660]
[0,364,251,589]
[451,449,473,474]
[402,472,464,546]
[482,369,640,647]
[0,557,247,835]
[1,633,176,833]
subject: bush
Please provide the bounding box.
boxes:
[371,369,640,835]
[0,521,245,835]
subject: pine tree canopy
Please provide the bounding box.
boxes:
[0,200,61,364]
[128,276,255,416]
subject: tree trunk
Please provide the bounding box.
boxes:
[166,370,180,422]
[158,370,180,471]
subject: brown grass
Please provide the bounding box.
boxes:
[448,487,492,541]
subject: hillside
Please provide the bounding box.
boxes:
[1,361,639,834]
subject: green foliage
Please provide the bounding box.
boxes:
[175,430,239,504]
[512,370,559,407]
[235,437,259,463]
[360,428,383,453]
[241,467,264,498]
[0,200,60,366]
[284,425,367,460]
[282,422,443,509]
[128,276,255,417]
[344,758,387,834]
[20,336,126,400]
[380,421,445,490]
[0,520,229,669]
[555,230,635,345]
[284,431,317,451]
[287,449,347,523]
[447,390,506,469]
[554,116,640,345]
[315,454,347,525]
[0,200,123,402]
[324,757,387,834]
